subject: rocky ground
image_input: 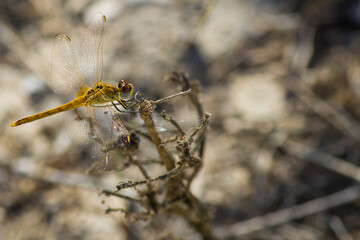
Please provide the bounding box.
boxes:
[1,0,360,239]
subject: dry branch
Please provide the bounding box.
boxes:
[216,186,360,238]
[282,140,360,183]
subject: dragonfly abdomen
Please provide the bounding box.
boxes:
[10,97,86,127]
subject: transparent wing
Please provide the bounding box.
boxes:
[85,105,130,174]
[63,107,91,148]
[63,104,130,174]
[50,34,86,96]
[79,13,106,86]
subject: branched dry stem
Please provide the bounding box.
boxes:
[103,72,216,239]
[168,71,207,159]
[161,110,185,138]
[115,161,187,191]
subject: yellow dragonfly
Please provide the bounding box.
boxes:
[10,13,134,173]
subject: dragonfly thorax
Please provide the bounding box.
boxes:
[82,83,119,105]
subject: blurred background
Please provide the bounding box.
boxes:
[2,0,360,239]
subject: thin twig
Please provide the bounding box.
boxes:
[216,186,360,237]
[131,156,151,179]
[282,140,360,183]
[115,163,187,190]
[102,190,145,206]
[161,110,185,137]
[188,113,211,142]
[187,113,211,187]
[287,79,360,144]
[105,208,155,221]
[174,72,207,160]
[152,88,192,105]
[131,158,163,165]
[161,135,180,144]
[133,129,152,142]
[329,216,354,240]
[129,156,159,213]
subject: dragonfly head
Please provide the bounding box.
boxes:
[118,79,134,100]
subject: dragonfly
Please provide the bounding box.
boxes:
[10,13,134,173]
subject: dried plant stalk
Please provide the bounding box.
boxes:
[105,72,217,239]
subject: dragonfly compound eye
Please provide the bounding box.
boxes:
[118,80,134,100]
[119,80,129,93]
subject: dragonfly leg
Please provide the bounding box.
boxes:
[111,101,123,112]
[116,99,133,109]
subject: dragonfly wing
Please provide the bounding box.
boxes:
[86,105,130,174]
[62,106,108,174]
[50,34,85,96]
[79,13,106,86]
[63,107,91,148]
[62,104,130,174]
